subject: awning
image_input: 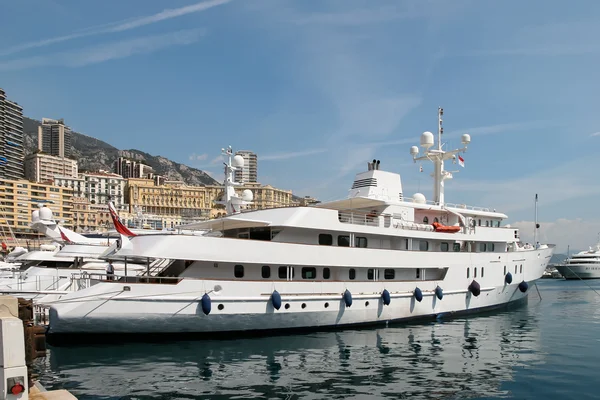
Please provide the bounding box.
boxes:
[315,197,388,211]
[179,217,271,231]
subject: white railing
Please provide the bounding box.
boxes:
[338,212,380,227]
[404,198,494,212]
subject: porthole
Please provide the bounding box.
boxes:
[301,303,306,309]
[365,301,370,307]
[324,302,329,308]
[218,304,224,311]
[285,303,290,310]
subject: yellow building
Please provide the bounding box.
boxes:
[0,178,73,237]
[125,178,298,221]
[126,178,217,220]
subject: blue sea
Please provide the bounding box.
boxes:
[34,279,600,399]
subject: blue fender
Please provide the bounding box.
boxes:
[435,286,443,300]
[468,280,481,297]
[343,289,353,307]
[381,289,391,306]
[414,287,423,302]
[201,293,211,315]
[505,272,513,284]
[271,290,282,310]
[518,281,529,293]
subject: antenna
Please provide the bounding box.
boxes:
[409,107,470,206]
[534,194,539,247]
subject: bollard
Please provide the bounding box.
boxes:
[0,296,29,399]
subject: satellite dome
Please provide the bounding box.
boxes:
[413,193,426,204]
[39,206,53,221]
[233,155,245,168]
[32,210,40,223]
[461,133,471,145]
[242,189,253,202]
[420,131,434,148]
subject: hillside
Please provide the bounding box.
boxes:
[22,117,218,186]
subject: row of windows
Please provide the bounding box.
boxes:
[504,265,523,275]
[467,267,484,278]
[319,234,368,248]
[233,265,414,280]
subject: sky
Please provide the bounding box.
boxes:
[1,0,599,252]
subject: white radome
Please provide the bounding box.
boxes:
[413,193,426,204]
[242,189,253,202]
[32,210,40,223]
[461,134,471,145]
[233,155,245,168]
[420,131,434,148]
[39,206,53,221]
[410,146,419,156]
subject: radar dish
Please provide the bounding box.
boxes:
[31,210,40,223]
[233,155,245,168]
[420,132,434,148]
[39,206,53,221]
[413,193,426,204]
[242,189,253,202]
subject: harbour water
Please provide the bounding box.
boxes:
[33,279,600,399]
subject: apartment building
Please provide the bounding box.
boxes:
[38,118,72,158]
[0,178,73,237]
[54,170,125,210]
[0,88,25,180]
[24,153,78,183]
[234,150,258,184]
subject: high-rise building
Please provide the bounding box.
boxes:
[234,150,258,184]
[38,118,72,158]
[0,88,25,180]
[113,156,154,179]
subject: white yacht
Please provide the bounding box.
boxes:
[555,241,600,279]
[45,108,554,338]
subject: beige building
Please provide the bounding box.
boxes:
[54,170,126,210]
[0,178,73,237]
[24,153,78,183]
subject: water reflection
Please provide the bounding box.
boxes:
[34,304,543,400]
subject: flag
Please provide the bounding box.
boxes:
[458,155,465,167]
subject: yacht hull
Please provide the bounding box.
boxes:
[46,247,553,337]
[554,265,600,280]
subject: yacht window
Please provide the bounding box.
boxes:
[434,217,439,223]
[478,219,481,226]
[453,243,461,252]
[486,220,489,227]
[416,268,421,279]
[520,264,523,273]
[368,269,375,280]
[467,268,470,278]
[419,241,429,251]
[504,266,506,275]
[323,268,331,279]
[482,267,485,277]
[384,269,395,279]
[497,221,501,227]
[319,234,333,245]
[489,243,495,252]
[423,216,429,224]
[349,269,356,280]
[338,235,350,247]
[355,237,368,248]
[302,267,317,279]
[278,266,287,279]
[234,265,244,278]
[441,242,449,252]
[261,266,271,279]
[480,243,486,252]
[515,265,517,273]
[474,268,478,278]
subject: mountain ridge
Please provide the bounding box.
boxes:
[22,117,219,186]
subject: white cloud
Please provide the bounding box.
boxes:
[261,148,327,161]
[0,0,230,56]
[513,218,600,253]
[0,29,204,71]
[189,153,209,161]
[590,132,600,137]
[293,5,426,26]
